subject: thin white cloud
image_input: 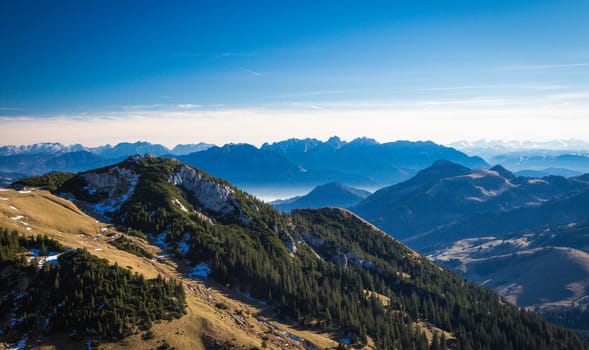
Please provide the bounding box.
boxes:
[416,98,512,107]
[410,84,568,92]
[495,62,589,71]
[215,52,256,59]
[240,68,262,76]
[309,105,331,112]
[548,92,589,100]
[271,89,364,99]
[176,104,201,109]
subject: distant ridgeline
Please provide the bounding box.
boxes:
[0,228,186,342]
[0,138,489,190]
[8,155,587,349]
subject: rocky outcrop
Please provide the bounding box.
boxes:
[168,165,241,217]
[81,166,139,215]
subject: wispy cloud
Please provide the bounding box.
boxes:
[176,104,201,109]
[410,84,568,92]
[547,92,589,100]
[215,52,256,59]
[417,98,513,107]
[495,62,589,71]
[271,89,364,99]
[241,68,262,76]
[309,105,331,112]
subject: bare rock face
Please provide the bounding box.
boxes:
[168,165,240,216]
[81,166,139,215]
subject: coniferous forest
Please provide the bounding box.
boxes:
[0,228,186,342]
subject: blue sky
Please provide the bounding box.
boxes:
[1,0,588,147]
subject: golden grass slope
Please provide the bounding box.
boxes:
[0,187,340,349]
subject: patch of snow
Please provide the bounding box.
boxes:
[187,263,211,280]
[9,337,27,350]
[151,232,168,250]
[94,248,103,251]
[0,197,9,200]
[0,188,9,191]
[475,185,498,197]
[44,254,61,266]
[528,178,549,185]
[26,227,31,231]
[83,185,97,195]
[8,205,18,210]
[195,211,214,225]
[11,215,24,220]
[178,241,189,255]
[18,190,32,194]
[172,198,189,212]
[9,315,24,328]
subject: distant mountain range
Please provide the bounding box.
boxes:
[0,138,489,195]
[0,141,214,177]
[0,141,213,157]
[450,139,589,176]
[450,139,589,157]
[271,182,371,212]
[3,137,589,199]
[177,137,488,191]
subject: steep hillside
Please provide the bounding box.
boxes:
[0,187,338,349]
[353,160,589,248]
[432,222,589,307]
[12,156,587,349]
[350,160,589,335]
[429,221,589,329]
[272,182,371,212]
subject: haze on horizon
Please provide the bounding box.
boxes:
[1,1,588,147]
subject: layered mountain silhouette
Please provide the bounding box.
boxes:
[271,182,371,211]
[260,137,488,186]
[0,138,487,193]
[352,160,589,249]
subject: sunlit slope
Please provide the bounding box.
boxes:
[0,187,338,349]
